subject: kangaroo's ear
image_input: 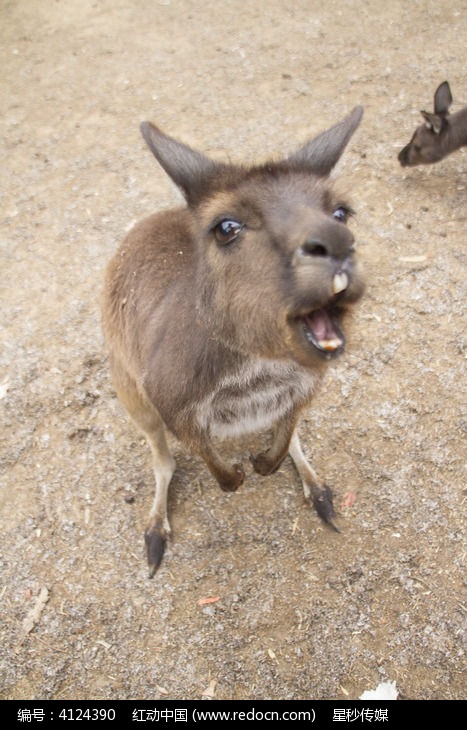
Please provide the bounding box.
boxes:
[288,105,363,177]
[420,110,443,134]
[140,122,218,199]
[434,81,453,116]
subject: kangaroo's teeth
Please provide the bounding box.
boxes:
[333,271,349,294]
[318,338,343,352]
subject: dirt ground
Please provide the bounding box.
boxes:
[1,0,465,702]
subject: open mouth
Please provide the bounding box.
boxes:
[301,307,346,358]
[292,270,359,360]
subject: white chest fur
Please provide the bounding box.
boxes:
[195,358,320,439]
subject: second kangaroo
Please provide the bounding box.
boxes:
[103,107,365,576]
[398,81,467,166]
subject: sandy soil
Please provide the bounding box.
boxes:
[1,0,465,701]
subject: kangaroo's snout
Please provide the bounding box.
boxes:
[398,145,410,167]
[293,213,356,286]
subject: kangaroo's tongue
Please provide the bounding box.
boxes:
[304,309,345,353]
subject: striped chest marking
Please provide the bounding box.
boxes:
[195,358,320,439]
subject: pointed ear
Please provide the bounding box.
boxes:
[140,122,217,199]
[288,105,363,176]
[434,81,453,116]
[421,110,443,134]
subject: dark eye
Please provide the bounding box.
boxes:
[213,219,244,245]
[332,206,353,224]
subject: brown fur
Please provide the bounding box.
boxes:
[102,107,365,576]
[399,81,467,166]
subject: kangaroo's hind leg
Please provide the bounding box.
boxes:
[288,429,339,532]
[112,363,176,577]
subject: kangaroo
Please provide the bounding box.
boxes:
[398,81,467,166]
[102,107,365,576]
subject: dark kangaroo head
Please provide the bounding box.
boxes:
[398,81,460,166]
[140,107,365,370]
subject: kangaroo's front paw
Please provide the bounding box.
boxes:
[250,450,280,476]
[218,463,245,492]
[310,484,341,533]
[145,519,169,577]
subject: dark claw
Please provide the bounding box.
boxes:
[144,526,167,578]
[311,484,341,533]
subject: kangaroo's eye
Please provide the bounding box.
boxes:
[213,219,244,245]
[332,206,353,224]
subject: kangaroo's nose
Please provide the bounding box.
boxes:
[298,223,354,261]
[301,240,328,257]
